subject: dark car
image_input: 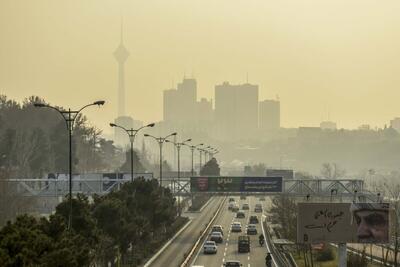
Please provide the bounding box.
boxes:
[224,261,242,267]
[238,235,250,253]
[246,224,257,235]
[229,197,235,202]
[249,215,259,224]
[254,204,263,213]
[242,203,249,210]
[240,195,246,200]
[236,210,245,218]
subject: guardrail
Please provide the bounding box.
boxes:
[262,217,295,267]
[180,197,226,267]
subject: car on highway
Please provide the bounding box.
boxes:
[246,224,258,235]
[249,215,259,224]
[224,261,242,267]
[231,222,242,232]
[229,197,235,202]
[210,232,223,243]
[203,240,217,254]
[238,235,250,253]
[254,204,263,213]
[236,210,245,218]
[231,203,239,212]
[242,203,249,210]
[212,225,224,236]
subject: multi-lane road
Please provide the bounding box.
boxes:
[192,196,275,267]
[147,197,225,267]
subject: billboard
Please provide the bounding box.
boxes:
[266,169,294,180]
[190,176,283,193]
[297,202,390,244]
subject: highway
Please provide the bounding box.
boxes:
[192,196,275,267]
[147,196,224,267]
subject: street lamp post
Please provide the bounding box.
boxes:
[204,146,212,163]
[198,148,203,175]
[166,138,191,216]
[210,148,219,158]
[34,100,105,230]
[144,132,177,189]
[109,122,155,182]
[183,143,203,177]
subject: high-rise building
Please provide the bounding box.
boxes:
[196,98,213,123]
[320,121,337,130]
[163,88,179,122]
[390,117,400,132]
[259,99,280,130]
[163,78,198,124]
[215,82,259,139]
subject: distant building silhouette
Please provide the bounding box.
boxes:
[163,78,214,131]
[320,121,337,130]
[297,127,322,142]
[114,116,133,146]
[215,82,258,139]
[113,20,135,146]
[163,78,197,124]
[114,20,129,117]
[259,99,280,131]
[196,98,213,123]
[390,117,400,132]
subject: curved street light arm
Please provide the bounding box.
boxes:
[34,104,69,128]
[76,100,105,116]
[144,133,159,142]
[164,132,177,140]
[110,123,130,136]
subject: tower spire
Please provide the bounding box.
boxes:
[114,17,129,117]
[120,16,124,44]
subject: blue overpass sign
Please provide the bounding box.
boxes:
[190,176,283,193]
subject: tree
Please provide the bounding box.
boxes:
[0,215,52,267]
[269,195,297,241]
[120,149,146,173]
[320,163,345,179]
[200,158,220,176]
[244,163,266,176]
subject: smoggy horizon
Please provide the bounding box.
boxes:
[1,0,400,135]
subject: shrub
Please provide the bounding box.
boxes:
[315,246,335,262]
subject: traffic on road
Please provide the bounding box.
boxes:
[193,195,274,267]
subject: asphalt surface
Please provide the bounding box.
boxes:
[148,196,224,267]
[192,196,275,267]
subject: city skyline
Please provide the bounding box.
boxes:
[1,1,400,134]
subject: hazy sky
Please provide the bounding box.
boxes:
[1,0,400,134]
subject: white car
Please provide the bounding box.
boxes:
[203,241,217,254]
[228,202,236,210]
[231,222,242,232]
[210,231,223,243]
[212,225,224,236]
